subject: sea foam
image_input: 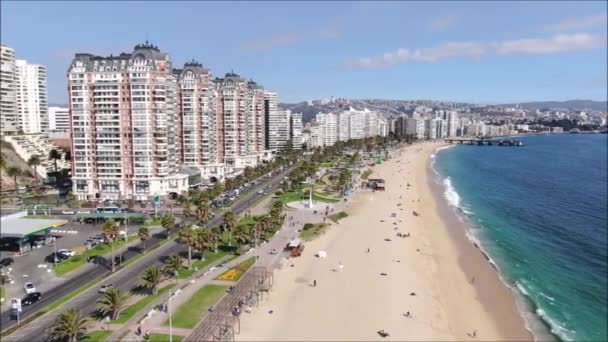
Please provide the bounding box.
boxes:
[442,177,461,208]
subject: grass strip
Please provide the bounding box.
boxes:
[149,333,183,342]
[177,250,231,279]
[163,285,227,329]
[53,237,137,276]
[81,330,111,341]
[328,211,348,222]
[361,169,373,179]
[299,223,329,241]
[114,284,176,323]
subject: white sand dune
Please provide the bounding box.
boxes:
[238,142,532,341]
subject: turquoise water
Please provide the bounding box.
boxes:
[433,134,608,341]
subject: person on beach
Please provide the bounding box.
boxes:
[313,279,317,287]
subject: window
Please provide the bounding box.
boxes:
[76,180,88,192]
[135,181,149,193]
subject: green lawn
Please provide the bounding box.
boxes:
[24,215,54,219]
[215,257,256,281]
[144,218,163,227]
[177,250,231,279]
[81,330,111,341]
[328,211,348,223]
[114,284,176,324]
[164,285,227,329]
[299,223,329,241]
[148,333,183,342]
[320,161,335,167]
[280,190,340,204]
[53,237,138,276]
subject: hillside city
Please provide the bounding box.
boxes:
[0,40,606,342]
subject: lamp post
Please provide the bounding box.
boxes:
[168,292,173,342]
[123,215,128,242]
[53,237,57,269]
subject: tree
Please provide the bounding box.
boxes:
[163,255,184,280]
[47,308,89,342]
[102,219,119,272]
[177,224,196,268]
[209,226,222,252]
[160,213,175,240]
[138,226,150,249]
[196,201,214,227]
[96,288,128,320]
[27,155,41,183]
[194,229,214,260]
[6,166,21,193]
[221,212,238,247]
[48,149,62,186]
[232,225,252,251]
[139,266,163,295]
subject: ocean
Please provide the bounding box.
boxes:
[432,134,608,342]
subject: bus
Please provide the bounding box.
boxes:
[96,206,122,214]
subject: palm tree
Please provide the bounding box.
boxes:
[196,201,214,227]
[209,226,222,252]
[138,226,150,249]
[139,266,163,295]
[47,308,89,342]
[160,213,175,240]
[6,166,21,193]
[163,255,184,280]
[27,155,41,183]
[48,149,62,187]
[193,229,213,261]
[221,212,238,247]
[96,288,128,320]
[232,225,251,254]
[102,219,119,272]
[177,224,196,268]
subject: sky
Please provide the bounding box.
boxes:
[1,1,607,104]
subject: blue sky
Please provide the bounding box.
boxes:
[1,1,606,104]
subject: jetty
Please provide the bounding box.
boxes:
[444,138,524,146]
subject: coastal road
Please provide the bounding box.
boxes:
[2,166,293,342]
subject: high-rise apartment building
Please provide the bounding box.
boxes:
[315,112,338,146]
[405,118,425,139]
[15,59,48,133]
[68,42,184,200]
[48,106,70,132]
[0,44,18,133]
[264,91,289,151]
[289,112,303,149]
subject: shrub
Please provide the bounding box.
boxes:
[275,190,282,196]
[70,255,83,263]
[303,223,314,230]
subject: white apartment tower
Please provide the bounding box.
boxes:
[68,42,181,200]
[0,44,18,133]
[48,106,70,132]
[289,112,303,149]
[264,91,289,151]
[15,59,48,133]
[315,112,338,146]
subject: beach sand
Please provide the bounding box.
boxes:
[237,142,532,341]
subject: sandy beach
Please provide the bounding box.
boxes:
[238,142,532,341]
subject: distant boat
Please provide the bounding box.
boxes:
[570,128,581,134]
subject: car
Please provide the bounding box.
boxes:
[45,252,68,263]
[77,210,91,214]
[257,189,264,194]
[21,292,42,306]
[57,249,75,257]
[62,210,75,215]
[24,282,36,294]
[0,258,14,269]
[98,284,114,293]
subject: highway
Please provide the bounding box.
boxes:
[1,166,292,341]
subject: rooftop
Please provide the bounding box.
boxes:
[0,218,67,238]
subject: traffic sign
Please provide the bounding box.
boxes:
[153,195,160,205]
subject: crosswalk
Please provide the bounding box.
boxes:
[51,229,78,234]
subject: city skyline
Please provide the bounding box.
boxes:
[1,1,606,105]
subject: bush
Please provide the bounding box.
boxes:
[303,223,314,230]
[275,190,283,196]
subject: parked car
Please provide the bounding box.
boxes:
[21,292,42,305]
[24,282,36,294]
[57,249,75,257]
[98,284,114,293]
[257,189,264,194]
[77,210,91,214]
[62,210,75,215]
[45,252,68,263]
[0,258,14,269]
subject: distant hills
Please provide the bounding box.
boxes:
[500,100,607,112]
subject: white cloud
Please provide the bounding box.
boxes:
[495,33,606,55]
[430,14,458,31]
[544,13,607,32]
[342,33,607,69]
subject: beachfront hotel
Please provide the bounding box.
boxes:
[66,42,297,201]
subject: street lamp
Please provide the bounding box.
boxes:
[168,292,173,342]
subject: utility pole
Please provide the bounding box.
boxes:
[168,293,173,342]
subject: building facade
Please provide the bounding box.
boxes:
[0,44,18,133]
[15,59,48,133]
[48,106,70,132]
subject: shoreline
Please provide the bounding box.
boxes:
[427,143,539,341]
[237,142,532,341]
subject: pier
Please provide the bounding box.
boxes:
[444,138,524,146]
